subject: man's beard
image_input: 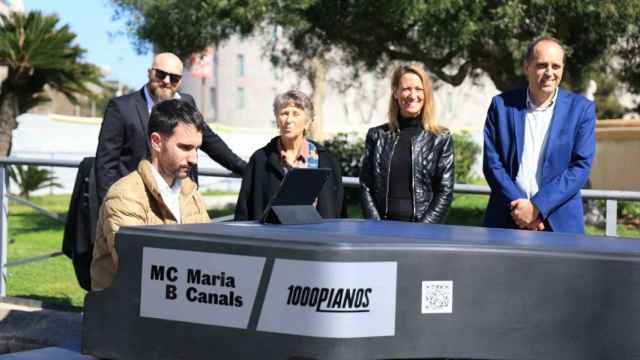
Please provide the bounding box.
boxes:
[176,164,193,179]
[151,85,175,103]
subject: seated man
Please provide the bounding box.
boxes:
[91,99,210,290]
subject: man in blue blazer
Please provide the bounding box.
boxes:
[482,37,596,234]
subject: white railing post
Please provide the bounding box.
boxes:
[0,164,8,296]
[606,199,618,237]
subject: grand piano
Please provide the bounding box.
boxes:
[83,219,640,359]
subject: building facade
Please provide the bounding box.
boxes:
[181,33,499,135]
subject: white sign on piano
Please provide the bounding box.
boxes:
[258,259,397,338]
[139,247,265,328]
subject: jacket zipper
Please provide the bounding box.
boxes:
[411,135,416,221]
[384,137,399,218]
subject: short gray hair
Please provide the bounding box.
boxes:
[272,90,314,120]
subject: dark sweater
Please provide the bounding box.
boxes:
[387,116,421,221]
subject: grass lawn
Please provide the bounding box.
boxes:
[200,189,240,197]
[6,194,84,310]
[4,193,640,310]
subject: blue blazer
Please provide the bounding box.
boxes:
[482,88,596,234]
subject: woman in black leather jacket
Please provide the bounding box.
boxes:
[359,64,454,223]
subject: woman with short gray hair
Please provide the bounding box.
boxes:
[272,89,315,121]
[234,90,344,220]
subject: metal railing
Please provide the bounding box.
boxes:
[1,157,640,298]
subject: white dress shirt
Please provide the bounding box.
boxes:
[150,165,182,223]
[515,88,558,199]
[143,85,182,114]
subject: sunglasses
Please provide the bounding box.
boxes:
[151,68,182,85]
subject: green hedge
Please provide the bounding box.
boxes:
[323,133,364,206]
[452,130,481,184]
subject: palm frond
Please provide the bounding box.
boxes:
[0,11,103,113]
[9,165,62,198]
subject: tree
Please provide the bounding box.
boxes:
[277,0,640,92]
[267,24,334,141]
[112,0,269,59]
[111,0,335,141]
[618,25,640,111]
[0,11,102,156]
[112,1,640,130]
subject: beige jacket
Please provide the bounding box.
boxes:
[90,160,210,290]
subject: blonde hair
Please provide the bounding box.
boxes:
[388,64,441,134]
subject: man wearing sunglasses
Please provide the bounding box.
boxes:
[95,52,247,205]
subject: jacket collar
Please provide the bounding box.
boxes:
[526,87,559,111]
[135,86,150,122]
[136,87,151,154]
[137,160,197,202]
[265,136,326,177]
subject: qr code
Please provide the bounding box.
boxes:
[421,281,453,314]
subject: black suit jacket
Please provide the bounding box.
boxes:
[95,86,247,204]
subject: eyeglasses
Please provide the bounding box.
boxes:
[151,68,182,85]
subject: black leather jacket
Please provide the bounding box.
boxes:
[359,123,455,223]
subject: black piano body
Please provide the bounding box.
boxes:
[83,219,640,359]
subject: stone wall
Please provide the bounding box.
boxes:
[591,119,640,191]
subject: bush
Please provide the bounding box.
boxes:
[322,133,364,178]
[452,130,481,184]
[583,198,640,228]
[620,201,640,227]
[323,133,364,206]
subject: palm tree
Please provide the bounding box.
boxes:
[0,11,101,157]
[8,165,62,199]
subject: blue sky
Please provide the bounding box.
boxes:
[25,0,151,88]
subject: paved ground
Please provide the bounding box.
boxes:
[0,300,82,356]
[0,346,93,359]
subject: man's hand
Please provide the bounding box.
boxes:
[524,217,546,231]
[510,199,543,230]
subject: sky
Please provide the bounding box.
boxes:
[24,0,152,88]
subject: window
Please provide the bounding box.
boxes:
[237,54,245,77]
[236,87,245,109]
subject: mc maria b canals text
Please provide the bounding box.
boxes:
[150,265,243,307]
[286,285,372,313]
